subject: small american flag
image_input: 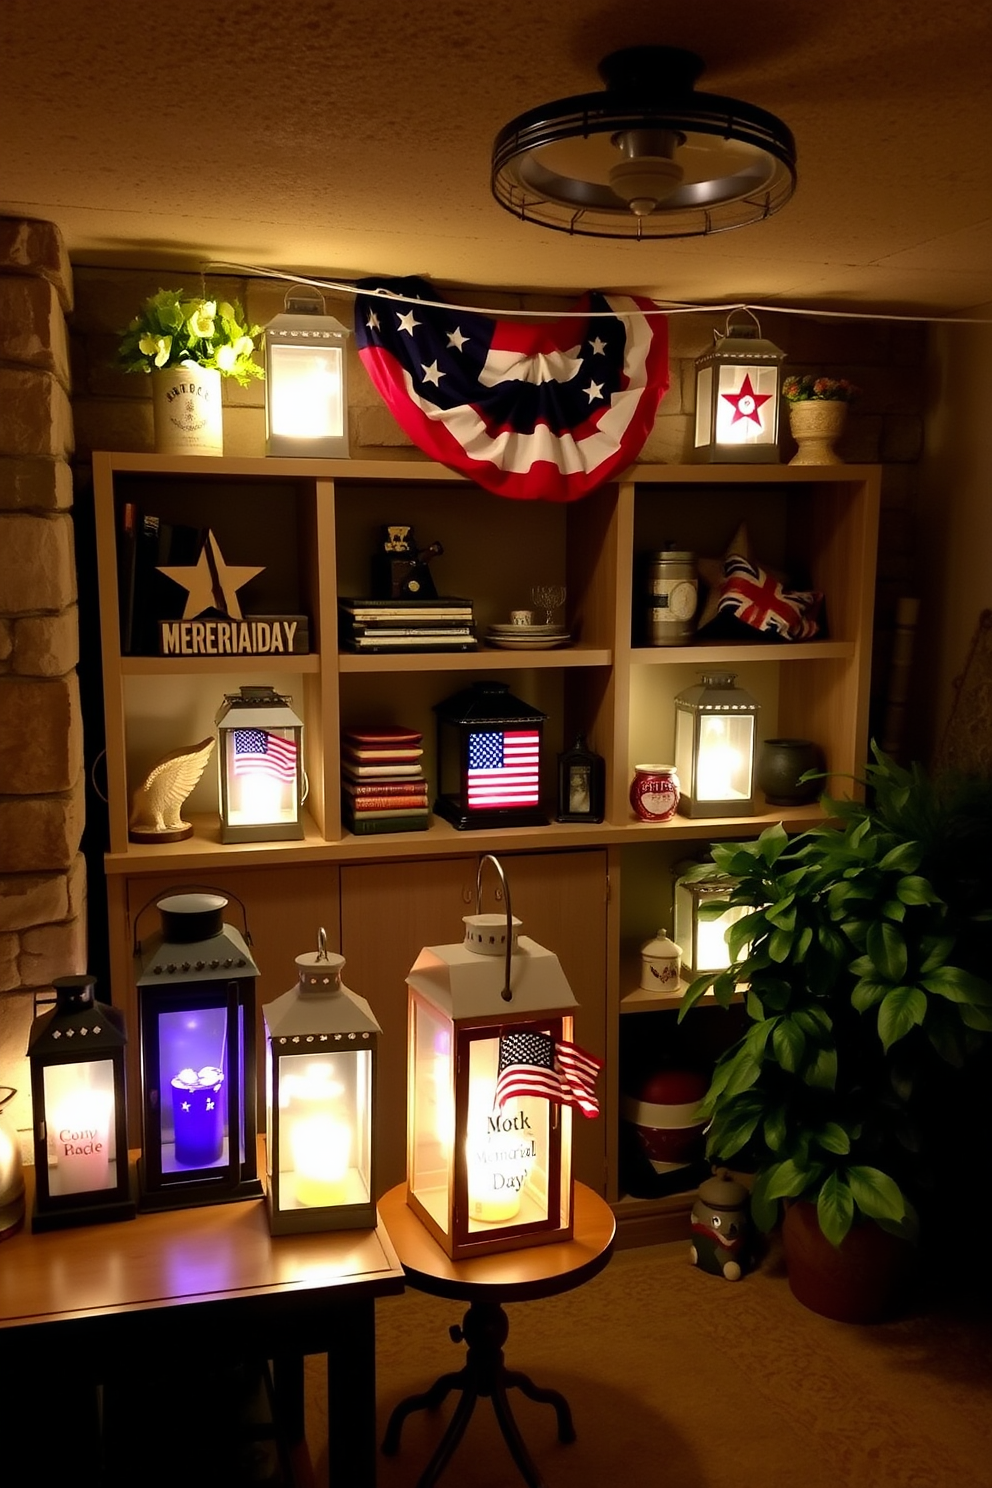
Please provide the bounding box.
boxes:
[232,728,298,782]
[467,729,539,809]
[495,1030,603,1119]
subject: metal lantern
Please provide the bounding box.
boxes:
[674,671,759,817]
[216,685,305,843]
[405,855,600,1262]
[434,681,547,830]
[674,874,750,979]
[556,733,605,823]
[27,975,135,1232]
[134,892,262,1211]
[264,287,351,458]
[694,309,786,462]
[262,931,380,1235]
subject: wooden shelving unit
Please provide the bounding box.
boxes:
[92,451,880,1241]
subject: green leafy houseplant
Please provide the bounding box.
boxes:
[679,746,992,1249]
[118,289,264,386]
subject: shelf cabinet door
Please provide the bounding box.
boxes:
[340,848,609,1198]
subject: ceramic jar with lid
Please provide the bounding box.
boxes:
[629,765,680,822]
[639,929,682,993]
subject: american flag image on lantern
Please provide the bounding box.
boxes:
[467,730,540,810]
[233,728,298,781]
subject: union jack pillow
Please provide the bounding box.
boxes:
[717,554,823,641]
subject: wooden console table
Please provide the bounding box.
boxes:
[378,1182,616,1488]
[0,1164,404,1486]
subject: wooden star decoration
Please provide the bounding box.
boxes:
[158,530,263,621]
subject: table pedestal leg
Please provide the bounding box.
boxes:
[381,1299,574,1488]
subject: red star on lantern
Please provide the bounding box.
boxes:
[721,373,770,427]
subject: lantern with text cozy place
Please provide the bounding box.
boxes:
[262,933,380,1235]
[216,685,304,843]
[134,893,262,1211]
[405,855,602,1261]
[674,873,750,979]
[434,681,547,830]
[264,287,351,458]
[27,975,135,1232]
[674,671,759,817]
[694,309,786,462]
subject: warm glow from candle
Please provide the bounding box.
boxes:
[282,1063,351,1207]
[465,1073,530,1224]
[46,1074,114,1193]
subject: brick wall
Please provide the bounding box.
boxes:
[0,217,86,1144]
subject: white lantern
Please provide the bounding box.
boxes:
[674,671,759,817]
[674,875,750,978]
[264,288,350,458]
[694,309,786,463]
[216,686,305,843]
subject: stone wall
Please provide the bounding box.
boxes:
[0,218,85,1144]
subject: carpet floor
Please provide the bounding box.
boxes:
[305,1236,992,1488]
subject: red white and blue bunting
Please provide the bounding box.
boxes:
[354,277,669,502]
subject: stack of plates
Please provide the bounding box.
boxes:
[484,623,572,650]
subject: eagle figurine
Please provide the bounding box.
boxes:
[128,737,216,843]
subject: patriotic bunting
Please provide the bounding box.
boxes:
[494,1029,603,1118]
[354,276,669,503]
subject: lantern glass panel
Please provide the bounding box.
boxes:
[223,726,299,830]
[409,995,454,1230]
[268,342,344,442]
[714,363,780,447]
[674,880,750,977]
[696,714,755,805]
[275,1049,371,1211]
[42,1059,117,1197]
[464,1031,551,1231]
[157,1002,234,1173]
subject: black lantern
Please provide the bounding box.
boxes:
[674,671,759,817]
[27,975,135,1232]
[215,685,305,843]
[405,855,600,1261]
[264,287,351,458]
[434,681,547,829]
[694,309,786,463]
[262,932,380,1235]
[134,892,262,1211]
[555,734,605,823]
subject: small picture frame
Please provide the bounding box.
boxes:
[556,734,605,823]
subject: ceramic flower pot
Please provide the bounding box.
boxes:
[788,399,847,465]
[151,365,223,455]
[756,738,824,806]
[781,1201,914,1322]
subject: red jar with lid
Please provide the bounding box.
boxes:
[629,765,680,822]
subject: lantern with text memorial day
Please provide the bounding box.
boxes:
[134,892,262,1211]
[27,975,135,1232]
[674,671,759,817]
[262,931,380,1235]
[264,287,351,458]
[434,681,547,830]
[694,309,785,463]
[405,854,602,1261]
[216,685,305,843]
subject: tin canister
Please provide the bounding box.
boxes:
[646,550,698,645]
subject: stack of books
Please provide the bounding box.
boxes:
[341,726,431,835]
[338,597,477,653]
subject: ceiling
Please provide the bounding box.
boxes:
[3,0,991,317]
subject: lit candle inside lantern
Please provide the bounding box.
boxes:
[282,1062,351,1207]
[270,347,343,439]
[171,1065,225,1167]
[234,770,289,825]
[697,718,747,801]
[47,1079,114,1194]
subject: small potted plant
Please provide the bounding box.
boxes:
[679,746,992,1320]
[118,289,263,456]
[781,373,860,465]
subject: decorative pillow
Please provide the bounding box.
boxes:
[717,553,822,641]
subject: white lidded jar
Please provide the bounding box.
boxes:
[639,929,682,993]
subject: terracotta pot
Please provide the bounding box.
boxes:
[788,399,847,465]
[782,1200,913,1323]
[151,365,223,455]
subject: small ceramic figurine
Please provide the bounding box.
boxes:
[690,1168,751,1281]
[128,736,215,843]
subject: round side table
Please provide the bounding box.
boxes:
[378,1182,615,1488]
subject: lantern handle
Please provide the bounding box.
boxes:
[131,884,253,956]
[721,305,761,337]
[475,853,514,1003]
[0,1086,15,1110]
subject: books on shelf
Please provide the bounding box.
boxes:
[339,596,476,653]
[341,724,431,834]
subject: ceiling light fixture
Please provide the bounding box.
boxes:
[491,46,797,240]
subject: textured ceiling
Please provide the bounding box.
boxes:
[2,0,991,315]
